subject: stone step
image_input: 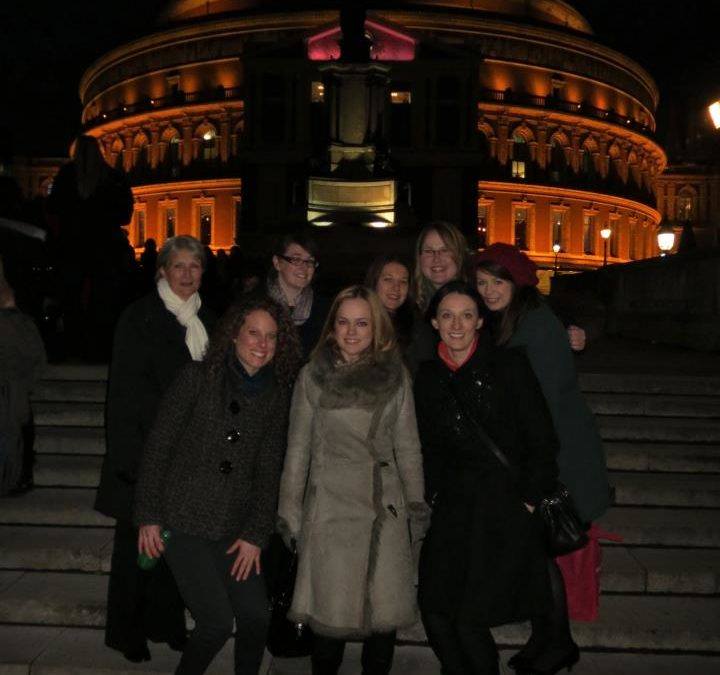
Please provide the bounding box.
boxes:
[33,380,107,403]
[579,371,720,396]
[2,627,719,675]
[0,527,112,573]
[598,506,720,548]
[42,364,109,382]
[35,456,102,488]
[610,471,720,508]
[32,403,105,428]
[0,489,113,527]
[597,415,720,443]
[587,392,720,418]
[0,530,713,595]
[605,441,720,473]
[35,427,106,456]
[1,573,718,653]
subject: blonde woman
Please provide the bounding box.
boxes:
[277,285,429,675]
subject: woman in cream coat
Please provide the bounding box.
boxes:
[277,285,429,675]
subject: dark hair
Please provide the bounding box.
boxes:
[364,253,415,348]
[205,295,302,388]
[71,134,111,199]
[426,280,490,324]
[273,232,319,260]
[474,260,541,345]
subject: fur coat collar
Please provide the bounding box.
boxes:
[309,346,404,409]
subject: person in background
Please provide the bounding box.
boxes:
[474,243,611,674]
[0,257,47,496]
[414,281,559,675]
[139,239,158,293]
[95,235,215,663]
[267,233,330,359]
[364,253,415,355]
[277,285,429,675]
[135,295,301,675]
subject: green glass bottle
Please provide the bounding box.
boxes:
[137,529,171,570]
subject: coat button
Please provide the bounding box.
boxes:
[219,460,233,474]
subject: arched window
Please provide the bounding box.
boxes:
[676,190,695,222]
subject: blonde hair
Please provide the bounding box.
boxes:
[312,285,395,361]
[412,221,469,312]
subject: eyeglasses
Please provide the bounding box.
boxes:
[278,254,319,269]
[420,247,452,259]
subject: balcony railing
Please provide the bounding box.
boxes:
[478,88,656,140]
[84,86,243,129]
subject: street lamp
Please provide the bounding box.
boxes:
[600,224,612,266]
[552,242,561,273]
[657,222,676,256]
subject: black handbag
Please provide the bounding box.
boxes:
[266,539,313,658]
[448,385,588,556]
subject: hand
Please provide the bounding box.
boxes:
[567,325,586,352]
[226,538,261,581]
[138,524,165,558]
[524,503,536,514]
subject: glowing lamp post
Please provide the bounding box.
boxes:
[709,101,720,129]
[552,242,561,273]
[657,223,676,256]
[600,225,612,266]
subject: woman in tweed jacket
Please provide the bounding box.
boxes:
[135,295,302,675]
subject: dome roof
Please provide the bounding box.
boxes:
[161,0,592,34]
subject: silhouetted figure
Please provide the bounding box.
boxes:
[46,135,134,361]
[139,239,158,292]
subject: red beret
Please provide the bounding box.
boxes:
[474,243,539,287]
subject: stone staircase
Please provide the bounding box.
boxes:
[1,365,719,674]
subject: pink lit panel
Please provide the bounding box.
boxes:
[307,19,416,62]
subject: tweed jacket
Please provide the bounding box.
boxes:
[277,347,426,638]
[134,361,291,547]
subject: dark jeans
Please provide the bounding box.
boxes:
[312,631,396,675]
[421,612,499,675]
[105,520,186,654]
[164,530,270,675]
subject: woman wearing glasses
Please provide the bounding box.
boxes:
[277,285,429,675]
[267,233,330,358]
[134,295,302,675]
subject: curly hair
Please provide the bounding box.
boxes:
[204,294,302,388]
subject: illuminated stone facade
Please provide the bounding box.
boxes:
[78,0,666,268]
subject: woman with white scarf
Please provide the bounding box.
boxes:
[95,235,215,664]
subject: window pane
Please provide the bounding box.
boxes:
[199,205,212,245]
[477,205,488,249]
[514,208,528,250]
[553,211,565,249]
[583,214,595,254]
[165,208,176,239]
[136,211,145,247]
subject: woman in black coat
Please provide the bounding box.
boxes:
[95,235,215,662]
[413,281,559,675]
[136,295,302,675]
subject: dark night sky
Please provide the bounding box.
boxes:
[0,0,716,158]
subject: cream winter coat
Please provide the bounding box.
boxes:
[277,347,427,638]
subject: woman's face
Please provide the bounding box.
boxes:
[161,249,203,301]
[272,243,316,295]
[476,270,514,312]
[375,262,409,313]
[419,230,459,288]
[234,309,278,376]
[432,292,482,362]
[333,297,373,363]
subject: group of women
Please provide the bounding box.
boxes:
[95,222,609,675]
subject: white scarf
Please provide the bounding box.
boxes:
[156,278,209,361]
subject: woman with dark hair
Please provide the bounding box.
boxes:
[46,134,135,359]
[267,232,330,358]
[474,243,611,674]
[364,253,415,353]
[414,280,559,675]
[135,295,302,675]
[95,235,214,663]
[277,285,429,675]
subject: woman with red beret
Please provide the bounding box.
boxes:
[474,243,611,675]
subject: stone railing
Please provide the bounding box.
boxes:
[551,248,720,351]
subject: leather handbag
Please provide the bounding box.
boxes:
[448,385,588,556]
[266,540,313,658]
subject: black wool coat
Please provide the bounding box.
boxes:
[94,290,215,521]
[413,334,558,627]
